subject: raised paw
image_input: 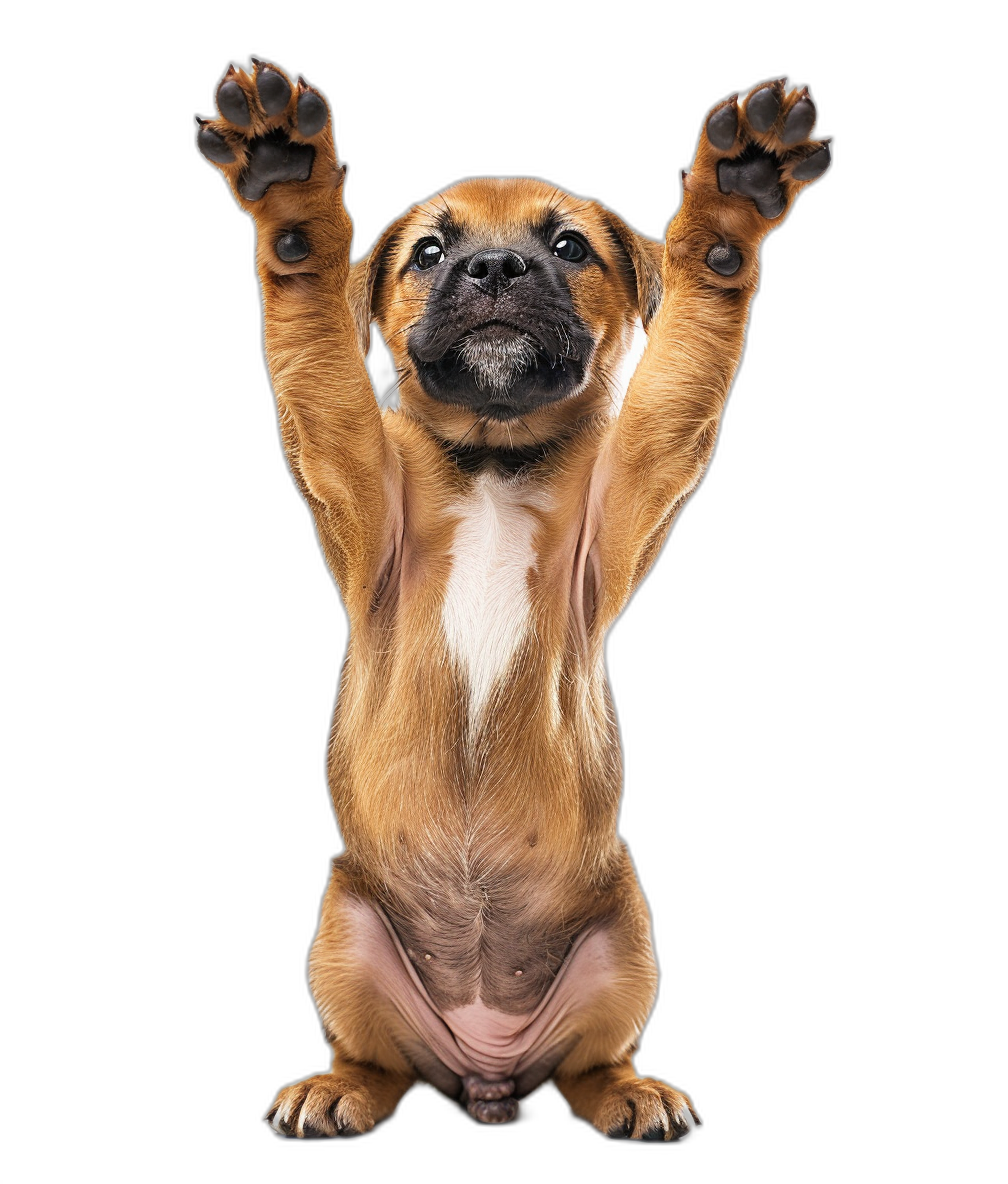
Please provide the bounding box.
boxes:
[195,59,339,206]
[699,79,830,221]
[266,1072,377,1138]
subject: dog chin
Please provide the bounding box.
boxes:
[458,326,539,394]
[411,324,589,422]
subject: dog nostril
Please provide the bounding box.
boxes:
[466,249,527,284]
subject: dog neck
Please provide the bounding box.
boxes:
[439,439,558,478]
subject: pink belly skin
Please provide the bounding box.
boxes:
[343,896,614,1086]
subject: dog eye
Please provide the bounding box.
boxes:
[414,239,445,270]
[553,234,588,263]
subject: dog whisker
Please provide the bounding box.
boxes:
[453,412,489,452]
[517,415,544,450]
[377,369,408,409]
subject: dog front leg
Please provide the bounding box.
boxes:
[197,61,398,613]
[590,80,831,626]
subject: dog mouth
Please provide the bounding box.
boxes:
[456,322,545,394]
[409,318,589,421]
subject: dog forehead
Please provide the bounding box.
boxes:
[413,178,597,242]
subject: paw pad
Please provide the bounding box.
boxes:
[782,91,816,145]
[195,120,234,164]
[706,243,742,276]
[792,143,831,181]
[217,73,250,127]
[254,62,291,115]
[276,231,310,262]
[235,131,315,201]
[296,85,328,137]
[705,99,738,151]
[746,82,782,132]
[717,150,785,219]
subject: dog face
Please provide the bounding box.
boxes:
[349,178,663,449]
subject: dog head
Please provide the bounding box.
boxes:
[348,178,663,450]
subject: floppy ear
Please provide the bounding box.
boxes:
[346,219,405,358]
[601,209,665,331]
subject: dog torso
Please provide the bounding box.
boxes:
[328,421,626,1020]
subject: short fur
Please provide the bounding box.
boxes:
[197,65,829,1140]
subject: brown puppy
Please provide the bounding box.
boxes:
[197,62,829,1139]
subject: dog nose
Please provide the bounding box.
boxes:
[465,249,527,294]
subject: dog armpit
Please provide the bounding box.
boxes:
[197,62,399,612]
[589,79,831,624]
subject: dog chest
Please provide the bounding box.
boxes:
[440,473,541,725]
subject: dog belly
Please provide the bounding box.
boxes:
[343,895,612,1088]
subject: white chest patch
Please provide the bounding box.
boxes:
[441,473,540,726]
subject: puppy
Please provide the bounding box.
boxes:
[197,62,829,1139]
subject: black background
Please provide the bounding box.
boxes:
[165,34,857,1165]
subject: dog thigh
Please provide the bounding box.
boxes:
[545,866,702,1141]
[542,875,660,1084]
[308,858,463,1096]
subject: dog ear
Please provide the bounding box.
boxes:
[346,219,405,358]
[600,209,664,331]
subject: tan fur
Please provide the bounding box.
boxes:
[198,64,828,1138]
